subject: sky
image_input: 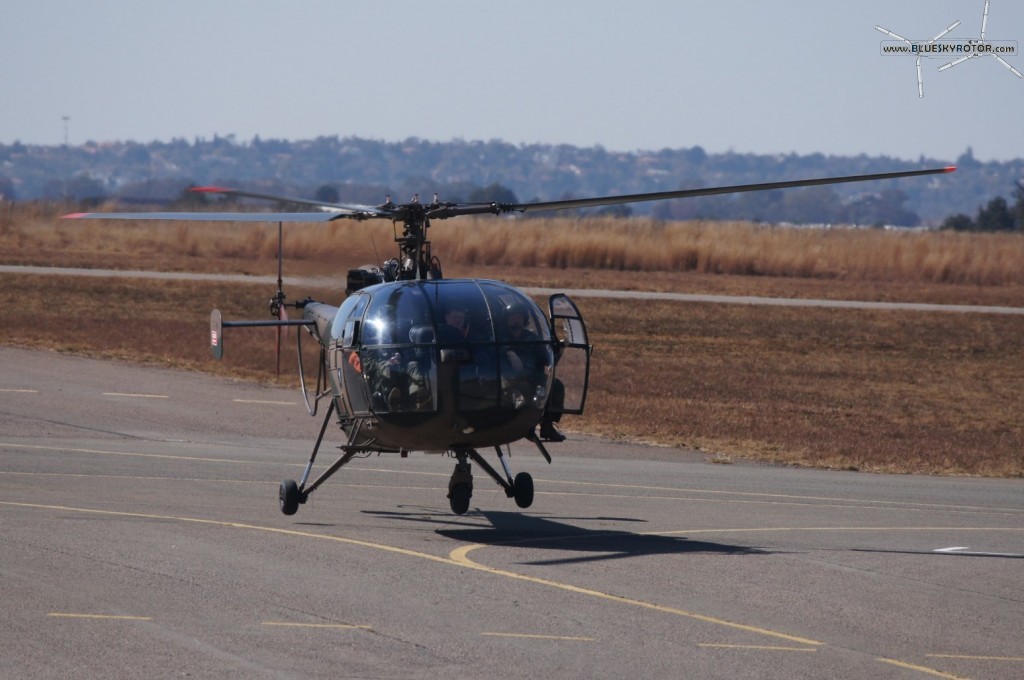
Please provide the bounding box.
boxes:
[3,0,1023,162]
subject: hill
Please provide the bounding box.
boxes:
[1,136,1020,226]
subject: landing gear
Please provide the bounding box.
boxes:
[277,403,369,517]
[512,471,534,509]
[279,479,303,516]
[446,446,540,514]
[449,483,472,515]
[448,456,474,515]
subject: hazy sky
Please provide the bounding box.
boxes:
[4,0,1023,162]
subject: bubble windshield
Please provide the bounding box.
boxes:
[354,280,553,415]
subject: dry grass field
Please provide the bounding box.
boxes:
[2,204,1023,476]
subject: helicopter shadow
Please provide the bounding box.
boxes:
[365,507,770,566]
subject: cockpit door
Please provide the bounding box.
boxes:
[548,294,591,415]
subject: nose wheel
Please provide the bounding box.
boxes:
[448,447,536,515]
[512,471,534,508]
[448,458,474,515]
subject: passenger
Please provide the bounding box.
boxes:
[501,306,566,442]
[363,349,411,412]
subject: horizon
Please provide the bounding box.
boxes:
[3,133,1004,167]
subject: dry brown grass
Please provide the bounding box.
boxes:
[5,205,1024,289]
[2,204,1023,477]
[576,299,1024,477]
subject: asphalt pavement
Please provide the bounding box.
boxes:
[1,347,1022,679]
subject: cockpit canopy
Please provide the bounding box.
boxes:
[330,279,554,421]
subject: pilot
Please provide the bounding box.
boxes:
[438,306,469,343]
[502,305,566,442]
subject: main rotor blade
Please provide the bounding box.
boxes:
[63,211,349,222]
[189,186,388,217]
[500,167,955,214]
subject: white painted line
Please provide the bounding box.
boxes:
[927,654,1024,661]
[699,643,817,652]
[482,632,596,642]
[233,399,297,405]
[262,621,371,630]
[0,388,39,393]
[102,392,169,399]
[934,546,1024,558]
[48,613,152,621]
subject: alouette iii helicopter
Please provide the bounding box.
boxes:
[65,164,955,515]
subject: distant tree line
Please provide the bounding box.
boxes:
[1,137,1020,228]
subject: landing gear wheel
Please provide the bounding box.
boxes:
[512,471,534,509]
[279,479,301,516]
[449,483,472,515]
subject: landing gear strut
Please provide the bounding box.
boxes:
[277,402,368,516]
[447,446,535,515]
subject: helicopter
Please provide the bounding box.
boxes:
[64,164,955,515]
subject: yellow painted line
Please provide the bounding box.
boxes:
[928,654,1024,661]
[0,470,441,493]
[649,526,1024,537]
[698,644,817,652]
[5,500,820,648]
[482,632,595,642]
[102,392,169,399]
[876,658,969,679]
[48,613,151,621]
[233,399,297,405]
[447,544,821,647]
[546,479,1024,514]
[0,388,39,393]
[262,621,371,630]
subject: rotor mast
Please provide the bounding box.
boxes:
[391,193,446,281]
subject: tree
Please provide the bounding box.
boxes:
[467,182,519,204]
[0,175,15,201]
[940,213,975,231]
[314,184,340,204]
[176,183,209,207]
[956,147,982,169]
[1013,181,1024,232]
[976,196,1015,232]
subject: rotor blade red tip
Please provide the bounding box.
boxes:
[944,166,957,173]
[60,212,88,219]
[189,185,234,193]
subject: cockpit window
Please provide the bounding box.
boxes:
[331,292,368,342]
[363,284,431,346]
[426,281,495,343]
[480,282,550,343]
